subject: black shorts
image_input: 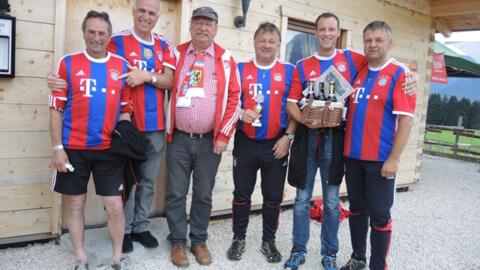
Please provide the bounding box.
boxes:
[53,149,126,196]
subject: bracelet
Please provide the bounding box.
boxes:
[238,109,244,121]
[52,144,64,151]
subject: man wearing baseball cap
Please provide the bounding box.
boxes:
[165,6,241,268]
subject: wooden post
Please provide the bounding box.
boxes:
[454,116,463,155]
[51,0,67,236]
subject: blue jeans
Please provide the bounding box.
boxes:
[292,129,340,256]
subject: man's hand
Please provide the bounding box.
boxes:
[402,71,418,95]
[272,135,291,159]
[119,112,131,122]
[119,64,151,88]
[46,72,67,91]
[381,157,398,179]
[213,140,228,155]
[52,149,70,173]
[241,109,260,124]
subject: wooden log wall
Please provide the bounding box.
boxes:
[186,0,433,212]
[0,0,433,240]
[0,0,56,243]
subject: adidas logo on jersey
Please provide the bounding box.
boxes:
[75,70,86,77]
[309,70,317,77]
[129,51,138,57]
[246,74,254,80]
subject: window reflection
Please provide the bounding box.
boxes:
[285,29,319,64]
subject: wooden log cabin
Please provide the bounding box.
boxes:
[0,0,478,244]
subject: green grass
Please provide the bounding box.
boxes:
[425,130,480,157]
[425,130,480,148]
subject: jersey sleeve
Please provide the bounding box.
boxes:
[48,58,68,111]
[287,67,303,103]
[162,39,176,71]
[120,85,133,113]
[120,60,133,113]
[393,70,416,117]
[349,49,368,71]
[107,38,117,54]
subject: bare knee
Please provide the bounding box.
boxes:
[103,196,124,218]
[65,195,86,210]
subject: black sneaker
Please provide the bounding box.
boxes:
[227,238,246,261]
[122,234,133,253]
[131,231,159,248]
[339,258,367,270]
[261,240,282,263]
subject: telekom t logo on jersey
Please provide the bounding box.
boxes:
[79,79,115,97]
[133,59,155,72]
[249,83,262,98]
[248,83,280,97]
[352,87,379,103]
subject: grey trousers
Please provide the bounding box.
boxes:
[165,130,221,245]
[125,131,166,233]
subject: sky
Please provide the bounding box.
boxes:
[435,30,480,43]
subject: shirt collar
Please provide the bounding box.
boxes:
[187,42,215,57]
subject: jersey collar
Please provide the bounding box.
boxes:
[368,58,394,71]
[253,58,277,70]
[314,49,337,61]
[131,29,155,46]
[83,50,111,63]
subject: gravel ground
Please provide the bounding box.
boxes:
[1,155,479,270]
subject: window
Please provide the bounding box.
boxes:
[284,19,347,64]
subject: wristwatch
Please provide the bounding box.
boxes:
[151,73,157,84]
[285,132,295,140]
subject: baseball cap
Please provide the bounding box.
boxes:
[191,6,218,22]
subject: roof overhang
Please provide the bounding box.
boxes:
[431,0,480,37]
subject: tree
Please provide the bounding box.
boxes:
[458,97,471,128]
[468,101,480,129]
[445,96,460,126]
[426,93,443,125]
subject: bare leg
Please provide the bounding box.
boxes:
[103,196,125,262]
[64,194,88,262]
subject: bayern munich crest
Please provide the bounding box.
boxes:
[274,73,282,82]
[144,48,153,59]
[378,76,389,86]
[110,69,119,81]
[336,62,347,72]
[156,51,163,62]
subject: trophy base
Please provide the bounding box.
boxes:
[251,122,262,127]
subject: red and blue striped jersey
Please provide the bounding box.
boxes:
[238,59,298,140]
[344,59,416,161]
[108,30,176,132]
[48,51,133,150]
[288,49,367,102]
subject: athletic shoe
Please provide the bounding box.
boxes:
[321,255,338,270]
[122,234,133,253]
[340,258,367,270]
[227,238,246,261]
[131,231,159,248]
[283,252,306,270]
[260,240,282,263]
[74,261,89,270]
[111,257,127,270]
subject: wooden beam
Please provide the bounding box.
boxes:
[435,18,452,38]
[431,0,480,17]
[51,0,67,236]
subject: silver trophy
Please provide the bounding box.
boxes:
[252,93,264,127]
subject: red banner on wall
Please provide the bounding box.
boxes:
[431,53,448,84]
